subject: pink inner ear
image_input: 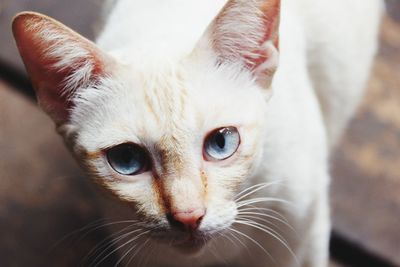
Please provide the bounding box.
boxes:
[244,48,270,70]
[207,0,280,76]
[36,85,73,124]
[12,12,112,125]
[260,0,280,45]
[34,64,83,124]
[247,0,280,70]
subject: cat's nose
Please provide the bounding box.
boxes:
[168,208,206,231]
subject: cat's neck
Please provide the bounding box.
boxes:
[97,0,227,64]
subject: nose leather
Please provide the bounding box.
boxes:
[171,208,206,230]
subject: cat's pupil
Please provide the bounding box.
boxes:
[215,133,225,149]
[121,148,137,164]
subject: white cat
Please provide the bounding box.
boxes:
[12,0,382,266]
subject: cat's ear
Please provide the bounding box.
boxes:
[195,0,280,88]
[12,12,114,125]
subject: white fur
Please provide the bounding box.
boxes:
[49,0,382,266]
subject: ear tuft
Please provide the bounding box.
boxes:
[12,12,113,125]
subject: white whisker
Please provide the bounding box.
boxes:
[77,219,140,244]
[229,227,275,263]
[119,237,150,267]
[238,206,289,222]
[237,211,297,234]
[91,229,150,267]
[142,239,158,267]
[235,218,289,247]
[235,181,285,202]
[235,219,299,264]
[208,236,230,266]
[237,197,293,208]
[235,182,273,199]
[114,244,139,267]
[226,229,251,256]
[221,230,239,250]
[137,239,152,267]
[49,218,108,251]
[237,214,286,238]
[88,228,143,267]
[82,224,139,265]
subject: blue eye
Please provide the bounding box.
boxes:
[106,143,149,175]
[204,127,240,161]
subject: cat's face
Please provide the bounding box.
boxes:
[13,0,280,252]
[69,60,267,245]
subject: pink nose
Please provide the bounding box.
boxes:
[172,208,206,230]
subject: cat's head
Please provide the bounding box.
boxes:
[13,0,280,252]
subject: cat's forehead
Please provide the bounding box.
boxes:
[72,61,265,152]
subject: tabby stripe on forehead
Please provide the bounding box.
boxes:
[158,134,186,175]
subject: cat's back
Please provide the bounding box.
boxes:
[286,0,383,145]
[288,0,382,48]
[97,0,227,63]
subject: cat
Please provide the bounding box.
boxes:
[12,0,382,266]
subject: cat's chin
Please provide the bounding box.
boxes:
[172,238,208,256]
[151,231,210,256]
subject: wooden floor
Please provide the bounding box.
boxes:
[0,1,399,267]
[331,13,400,266]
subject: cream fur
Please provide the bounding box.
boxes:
[14,0,383,266]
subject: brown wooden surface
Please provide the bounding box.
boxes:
[330,14,400,265]
[0,0,106,73]
[0,82,117,266]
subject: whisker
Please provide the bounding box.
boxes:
[237,206,289,222]
[49,218,108,251]
[114,244,139,267]
[207,243,221,263]
[82,224,139,265]
[226,229,251,256]
[115,237,148,267]
[235,181,285,202]
[237,214,287,239]
[219,230,238,250]
[138,238,153,267]
[208,237,230,267]
[235,219,299,265]
[142,239,156,267]
[90,229,150,267]
[77,220,139,244]
[237,211,297,234]
[87,228,143,267]
[237,197,293,208]
[235,218,289,247]
[229,227,275,263]
[125,238,151,267]
[235,182,273,200]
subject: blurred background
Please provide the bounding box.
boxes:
[0,0,399,266]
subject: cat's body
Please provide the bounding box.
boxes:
[12,0,382,266]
